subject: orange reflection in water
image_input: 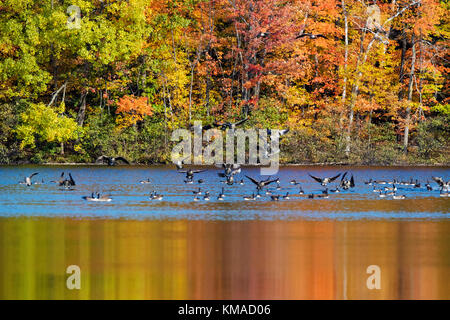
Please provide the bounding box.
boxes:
[0,218,449,299]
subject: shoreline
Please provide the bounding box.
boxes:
[1,162,449,168]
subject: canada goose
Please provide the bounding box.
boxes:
[193,196,200,202]
[193,188,202,195]
[283,192,290,200]
[61,173,76,188]
[96,155,130,166]
[265,189,273,195]
[392,194,406,199]
[339,172,355,190]
[296,31,327,40]
[245,175,279,190]
[414,180,421,188]
[378,191,387,198]
[364,179,373,185]
[179,168,207,180]
[197,179,204,184]
[214,117,248,131]
[50,172,65,185]
[373,187,382,193]
[290,179,300,185]
[384,185,397,192]
[263,148,280,159]
[276,181,281,190]
[184,178,194,184]
[385,191,395,196]
[308,194,315,199]
[238,179,244,185]
[174,155,190,170]
[217,188,225,201]
[266,128,289,138]
[139,178,151,184]
[432,177,450,191]
[298,187,305,195]
[316,193,329,199]
[203,192,210,201]
[150,191,163,200]
[308,173,341,186]
[425,181,432,191]
[21,173,39,186]
[216,163,240,176]
[255,190,262,198]
[330,187,340,193]
[270,195,280,201]
[244,193,256,201]
[83,193,112,202]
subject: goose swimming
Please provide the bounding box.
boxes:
[139,178,151,184]
[83,193,112,202]
[217,187,225,200]
[270,195,280,201]
[392,194,406,200]
[244,193,256,201]
[203,192,210,201]
[282,192,290,200]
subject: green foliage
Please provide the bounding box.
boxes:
[15,102,79,149]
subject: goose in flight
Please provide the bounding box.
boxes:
[214,117,248,131]
[245,175,279,190]
[339,172,355,190]
[432,177,449,191]
[296,32,327,40]
[21,173,39,186]
[174,155,190,170]
[308,173,341,186]
[96,155,130,166]
[61,173,76,188]
[178,168,207,180]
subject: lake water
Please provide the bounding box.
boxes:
[0,165,449,299]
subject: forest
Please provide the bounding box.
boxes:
[0,0,448,165]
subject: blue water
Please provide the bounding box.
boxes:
[0,165,448,220]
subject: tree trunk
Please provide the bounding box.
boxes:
[403,34,416,154]
[398,32,407,100]
[76,91,87,126]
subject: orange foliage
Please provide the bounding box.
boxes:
[115,95,152,129]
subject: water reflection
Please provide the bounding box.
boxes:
[0,218,448,299]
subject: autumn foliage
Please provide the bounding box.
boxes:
[115,95,152,129]
[0,0,448,164]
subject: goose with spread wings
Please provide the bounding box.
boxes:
[432,176,449,191]
[20,172,39,186]
[245,175,279,190]
[308,173,341,186]
[96,155,130,166]
[178,168,207,180]
[339,172,355,190]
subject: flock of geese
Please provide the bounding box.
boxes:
[19,161,449,203]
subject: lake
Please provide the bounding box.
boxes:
[0,165,449,299]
